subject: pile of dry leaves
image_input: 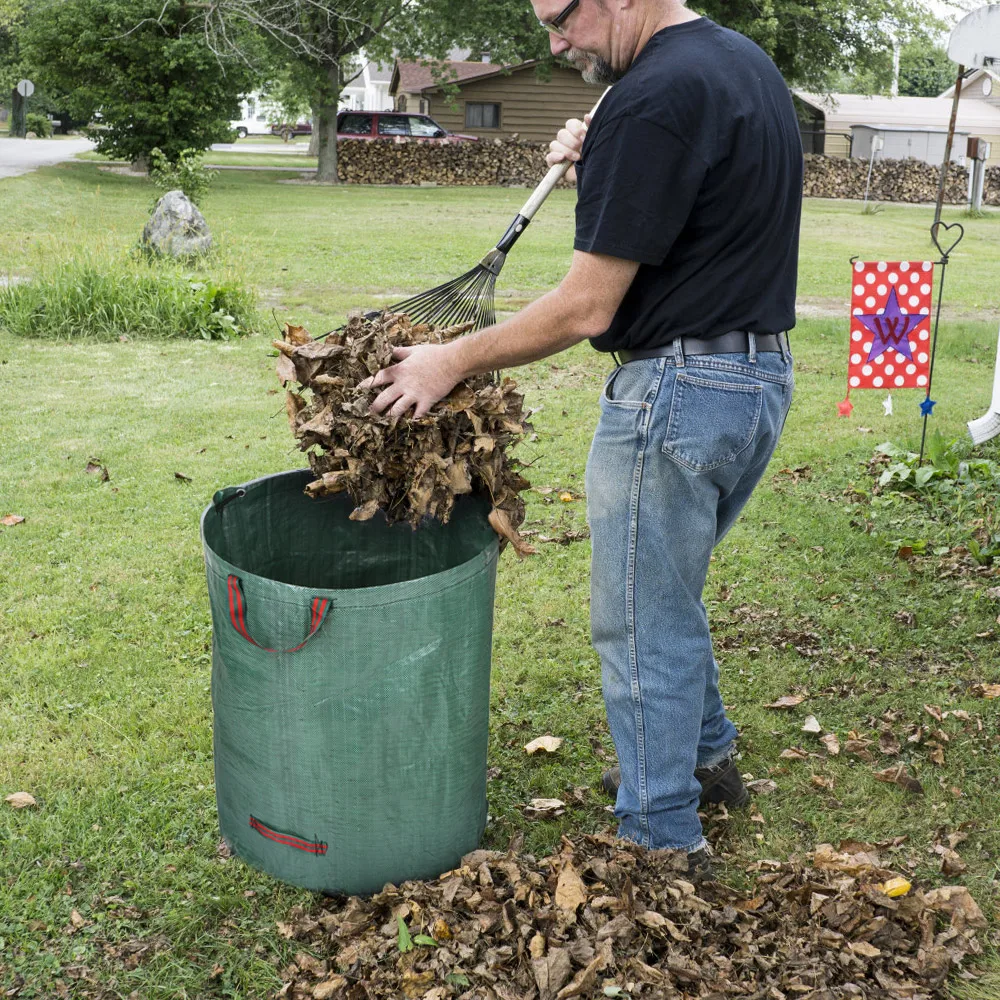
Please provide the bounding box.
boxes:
[276,313,534,551]
[274,832,987,1000]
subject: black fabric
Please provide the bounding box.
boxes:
[574,18,803,352]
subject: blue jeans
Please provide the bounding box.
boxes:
[585,342,793,851]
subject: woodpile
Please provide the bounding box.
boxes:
[803,155,1000,205]
[332,141,1000,205]
[336,137,574,188]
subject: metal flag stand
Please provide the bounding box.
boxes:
[918,221,965,466]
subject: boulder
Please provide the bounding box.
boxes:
[142,189,212,257]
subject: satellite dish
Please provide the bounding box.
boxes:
[948,4,1000,70]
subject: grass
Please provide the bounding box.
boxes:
[1,161,999,998]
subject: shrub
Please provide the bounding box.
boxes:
[24,113,53,138]
[0,253,259,341]
[149,147,218,206]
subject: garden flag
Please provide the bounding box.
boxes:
[839,260,934,417]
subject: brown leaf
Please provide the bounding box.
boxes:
[923,885,987,928]
[488,508,537,559]
[5,792,37,809]
[554,863,588,914]
[69,910,85,929]
[523,798,566,820]
[312,976,347,999]
[532,947,572,1000]
[85,459,109,482]
[801,715,822,733]
[779,746,810,760]
[524,735,563,755]
[765,694,806,709]
[971,683,1000,699]
[283,323,313,346]
[0,514,25,526]
[820,732,841,756]
[873,764,924,794]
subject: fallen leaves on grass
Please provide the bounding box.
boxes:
[971,683,1000,699]
[873,764,925,795]
[801,715,822,733]
[5,792,37,809]
[270,832,986,1000]
[84,458,109,482]
[524,736,563,755]
[1,514,25,526]
[764,694,807,709]
[276,314,531,539]
[523,799,567,820]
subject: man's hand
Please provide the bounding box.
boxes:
[360,342,464,420]
[546,113,591,181]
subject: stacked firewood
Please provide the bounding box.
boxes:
[802,154,985,204]
[336,137,575,188]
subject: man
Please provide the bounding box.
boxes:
[364,0,801,876]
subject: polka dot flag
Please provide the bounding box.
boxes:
[847,260,934,392]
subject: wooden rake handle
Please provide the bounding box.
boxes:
[516,87,612,222]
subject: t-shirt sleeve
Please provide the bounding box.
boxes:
[574,114,708,266]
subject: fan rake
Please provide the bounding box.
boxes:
[323,90,609,339]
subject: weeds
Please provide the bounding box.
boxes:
[859,433,1000,563]
[0,252,258,341]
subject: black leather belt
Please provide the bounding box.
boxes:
[617,330,788,363]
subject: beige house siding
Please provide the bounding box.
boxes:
[395,64,603,141]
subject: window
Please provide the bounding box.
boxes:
[465,103,500,129]
[377,114,410,136]
[246,99,256,119]
[408,116,444,138]
[340,114,373,135]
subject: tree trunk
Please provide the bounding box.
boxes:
[11,88,25,138]
[315,62,342,184]
[308,102,320,157]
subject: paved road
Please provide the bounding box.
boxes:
[0,137,95,179]
[210,141,311,154]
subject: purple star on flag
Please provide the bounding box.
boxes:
[855,287,927,364]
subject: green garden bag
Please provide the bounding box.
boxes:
[200,469,499,896]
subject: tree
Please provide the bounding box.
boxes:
[898,38,958,97]
[196,0,548,183]
[19,0,263,167]
[692,0,938,92]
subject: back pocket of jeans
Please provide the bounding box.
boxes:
[661,372,762,471]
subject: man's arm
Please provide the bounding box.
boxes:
[365,249,639,419]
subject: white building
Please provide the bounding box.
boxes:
[339,57,394,112]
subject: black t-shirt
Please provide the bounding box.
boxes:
[574,18,803,352]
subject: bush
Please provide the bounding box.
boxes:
[0,253,259,341]
[149,147,218,206]
[24,113,53,138]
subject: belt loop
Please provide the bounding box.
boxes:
[777,332,788,363]
[672,337,685,368]
[747,331,757,364]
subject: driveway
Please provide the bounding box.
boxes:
[0,136,95,179]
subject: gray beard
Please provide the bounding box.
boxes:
[567,51,625,86]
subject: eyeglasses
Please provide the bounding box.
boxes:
[538,0,580,36]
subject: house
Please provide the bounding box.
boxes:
[795,86,1000,166]
[340,58,394,112]
[390,58,603,141]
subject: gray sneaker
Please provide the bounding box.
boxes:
[601,754,750,809]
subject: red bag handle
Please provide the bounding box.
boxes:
[226,574,329,653]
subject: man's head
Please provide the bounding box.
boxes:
[531,0,690,84]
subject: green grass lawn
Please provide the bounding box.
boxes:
[1,162,999,998]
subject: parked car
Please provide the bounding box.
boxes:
[336,111,478,142]
[270,121,313,140]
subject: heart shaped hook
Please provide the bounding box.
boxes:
[930,221,964,259]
